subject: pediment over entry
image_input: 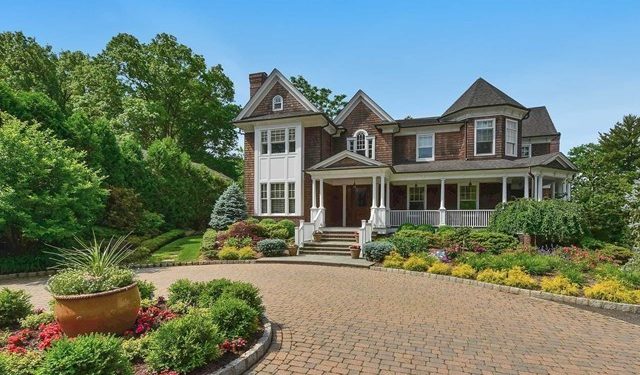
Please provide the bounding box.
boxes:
[308,150,385,170]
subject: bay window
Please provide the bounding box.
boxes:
[475,119,495,155]
[505,119,518,157]
[416,133,434,161]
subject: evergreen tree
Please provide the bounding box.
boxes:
[209,183,247,230]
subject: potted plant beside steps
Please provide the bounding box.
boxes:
[46,235,141,337]
[312,230,323,242]
[349,243,361,259]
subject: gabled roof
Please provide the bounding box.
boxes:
[307,150,385,170]
[442,78,526,117]
[234,69,320,121]
[522,106,559,137]
[334,90,394,125]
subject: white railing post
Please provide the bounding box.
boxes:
[311,178,317,209]
[439,178,446,226]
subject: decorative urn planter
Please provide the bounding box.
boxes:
[349,244,361,259]
[312,231,322,242]
[288,244,298,256]
[53,282,141,337]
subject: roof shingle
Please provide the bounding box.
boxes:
[442,78,526,117]
[522,106,559,137]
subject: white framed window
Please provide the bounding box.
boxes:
[260,183,268,214]
[260,128,297,155]
[288,182,295,214]
[505,119,518,157]
[474,119,495,156]
[272,95,283,111]
[458,184,478,210]
[408,186,425,210]
[416,133,434,161]
[288,128,296,152]
[270,129,286,154]
[346,130,375,159]
[522,144,531,158]
[260,130,268,154]
[270,183,285,214]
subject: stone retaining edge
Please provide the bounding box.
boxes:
[209,316,273,375]
[370,266,640,314]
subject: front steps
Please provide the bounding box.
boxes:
[299,230,358,256]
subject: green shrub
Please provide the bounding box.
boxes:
[257,239,287,257]
[146,311,223,373]
[489,199,585,244]
[0,288,32,329]
[197,279,233,308]
[237,246,257,260]
[277,219,296,238]
[209,183,248,230]
[224,236,253,248]
[391,230,439,257]
[558,263,586,285]
[459,252,564,276]
[218,246,240,260]
[402,255,430,272]
[139,229,186,252]
[382,251,405,269]
[209,297,259,339]
[121,335,151,363]
[541,276,580,296]
[137,279,156,300]
[168,279,202,307]
[201,229,218,259]
[39,333,132,375]
[0,351,42,375]
[451,264,476,279]
[220,281,263,312]
[598,244,634,264]
[593,263,640,288]
[124,246,151,263]
[397,223,416,231]
[503,267,539,289]
[0,253,54,275]
[19,311,54,329]
[135,210,165,237]
[428,261,452,275]
[476,269,507,284]
[580,236,607,250]
[47,268,135,296]
[468,231,517,254]
[622,252,640,273]
[362,241,394,262]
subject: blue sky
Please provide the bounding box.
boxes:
[2,0,639,151]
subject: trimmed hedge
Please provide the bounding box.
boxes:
[391,230,439,257]
[468,230,518,254]
[139,229,186,252]
[257,239,287,257]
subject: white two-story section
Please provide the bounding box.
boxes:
[254,123,302,216]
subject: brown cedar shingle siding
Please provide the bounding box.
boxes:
[335,101,392,164]
[250,82,307,118]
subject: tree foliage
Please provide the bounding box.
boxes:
[0,113,106,250]
[209,183,248,230]
[290,75,347,119]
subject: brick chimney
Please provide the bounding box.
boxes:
[249,72,268,98]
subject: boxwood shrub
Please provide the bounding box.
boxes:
[468,230,518,254]
[38,333,132,375]
[0,351,42,375]
[200,229,218,259]
[391,230,439,257]
[209,297,259,339]
[362,241,394,262]
[139,229,186,252]
[0,288,33,329]
[257,239,287,257]
[146,311,223,374]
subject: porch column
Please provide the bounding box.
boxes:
[567,180,572,201]
[342,185,347,227]
[502,176,508,203]
[537,175,544,201]
[379,175,386,208]
[311,178,317,209]
[562,179,568,200]
[524,175,529,199]
[319,178,325,209]
[386,181,390,209]
[371,176,378,208]
[551,181,556,199]
[439,178,446,226]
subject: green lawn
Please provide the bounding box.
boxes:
[148,235,202,263]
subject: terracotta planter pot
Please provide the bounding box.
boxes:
[288,245,298,256]
[53,283,140,337]
[350,248,361,259]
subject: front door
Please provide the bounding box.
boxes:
[346,185,371,227]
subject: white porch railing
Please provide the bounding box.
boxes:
[389,209,494,228]
[389,210,440,227]
[445,210,494,228]
[357,219,373,249]
[295,208,325,250]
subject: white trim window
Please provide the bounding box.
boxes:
[416,133,435,161]
[347,130,375,159]
[261,128,296,155]
[522,144,531,158]
[260,184,268,214]
[272,95,283,111]
[459,184,478,210]
[408,186,425,210]
[505,119,518,157]
[270,129,286,154]
[288,128,296,152]
[288,182,295,214]
[260,130,268,154]
[474,119,495,156]
[270,183,285,214]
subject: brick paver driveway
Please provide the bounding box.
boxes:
[3,263,639,374]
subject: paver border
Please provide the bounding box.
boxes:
[370,266,640,314]
[208,316,273,375]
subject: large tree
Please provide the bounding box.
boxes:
[290,75,347,119]
[101,33,240,160]
[0,113,106,251]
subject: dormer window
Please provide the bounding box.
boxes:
[347,130,375,159]
[272,95,283,111]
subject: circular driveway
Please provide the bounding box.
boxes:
[3,263,639,374]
